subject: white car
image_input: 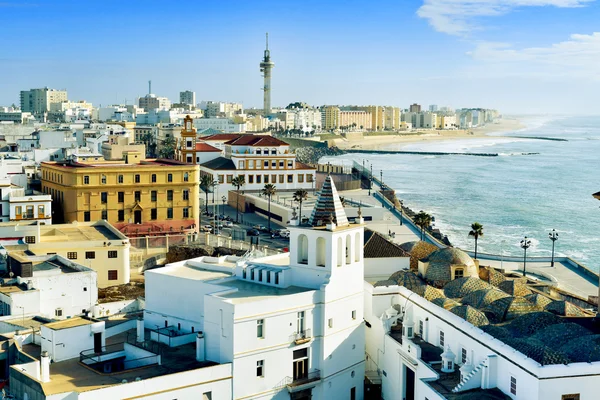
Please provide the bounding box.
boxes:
[224,221,234,227]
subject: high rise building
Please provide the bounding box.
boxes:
[259,33,275,115]
[429,104,439,112]
[20,87,68,116]
[138,94,171,111]
[409,103,422,113]
[179,90,196,106]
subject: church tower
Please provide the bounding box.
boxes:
[179,115,196,164]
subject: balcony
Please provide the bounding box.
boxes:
[290,329,312,345]
[282,369,321,393]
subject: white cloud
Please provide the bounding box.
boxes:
[417,0,593,35]
[467,32,600,78]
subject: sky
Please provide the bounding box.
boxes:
[1,0,599,114]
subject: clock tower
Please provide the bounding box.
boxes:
[179,115,196,164]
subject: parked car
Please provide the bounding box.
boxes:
[247,229,260,236]
[224,221,234,227]
[253,224,268,232]
[278,229,290,238]
[201,225,213,233]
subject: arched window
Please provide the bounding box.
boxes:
[297,234,309,264]
[345,234,352,264]
[337,237,343,267]
[354,232,361,262]
[316,237,326,267]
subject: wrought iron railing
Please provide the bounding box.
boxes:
[289,329,312,344]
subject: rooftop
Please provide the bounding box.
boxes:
[224,135,288,147]
[195,142,221,152]
[363,229,410,258]
[149,261,234,281]
[42,158,191,169]
[308,175,349,228]
[212,279,313,304]
[200,156,236,171]
[44,317,95,330]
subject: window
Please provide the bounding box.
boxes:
[461,348,467,364]
[256,360,264,377]
[134,191,141,202]
[15,206,22,216]
[184,172,189,182]
[118,192,124,202]
[287,174,293,183]
[266,271,271,283]
[101,192,108,203]
[167,208,173,219]
[167,173,173,182]
[328,318,334,328]
[135,174,140,183]
[439,330,445,347]
[352,310,357,320]
[101,210,108,220]
[510,376,517,395]
[297,311,305,333]
[84,175,90,184]
[226,175,233,183]
[108,270,118,281]
[279,160,284,168]
[248,175,254,184]
[25,236,36,244]
[85,251,95,259]
[108,250,118,259]
[55,308,63,317]
[118,174,124,183]
[350,387,356,400]
[257,319,264,338]
[307,174,313,183]
[287,160,293,168]
[256,175,262,184]
[419,320,424,336]
[26,205,34,219]
[279,175,284,183]
[84,211,91,222]
[151,208,157,220]
[298,174,304,183]
[256,149,262,155]
[151,191,157,201]
[248,160,255,169]
[183,208,190,218]
[118,210,124,222]
[101,174,106,184]
[183,190,189,200]
[151,174,156,183]
[218,175,224,184]
[561,395,581,400]
[275,272,279,285]
[454,268,464,279]
[250,269,255,280]
[263,160,269,168]
[67,252,77,260]
[264,175,269,183]
[167,190,173,201]
[271,161,276,168]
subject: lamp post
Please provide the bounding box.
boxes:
[548,229,559,267]
[520,236,531,278]
[369,164,373,196]
[399,200,403,225]
[380,170,383,190]
[221,195,227,218]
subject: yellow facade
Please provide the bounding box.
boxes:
[323,106,340,130]
[40,152,200,236]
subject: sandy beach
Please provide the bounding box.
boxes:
[332,117,525,150]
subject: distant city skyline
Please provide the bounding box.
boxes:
[1,0,599,114]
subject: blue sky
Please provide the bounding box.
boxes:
[1,0,599,114]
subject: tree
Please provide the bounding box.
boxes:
[262,183,277,232]
[158,136,177,159]
[293,189,308,224]
[200,175,214,214]
[414,211,432,240]
[468,222,484,259]
[141,132,157,157]
[232,175,246,223]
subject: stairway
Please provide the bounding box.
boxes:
[452,359,486,393]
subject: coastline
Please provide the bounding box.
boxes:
[332,117,525,150]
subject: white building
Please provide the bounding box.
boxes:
[200,101,243,118]
[180,90,196,106]
[144,176,365,399]
[0,254,97,320]
[194,117,246,133]
[199,134,316,192]
[20,87,68,117]
[138,93,171,111]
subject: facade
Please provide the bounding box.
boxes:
[177,116,222,165]
[194,117,246,133]
[0,220,130,288]
[339,110,372,131]
[200,134,316,192]
[144,176,365,399]
[202,101,243,118]
[0,110,33,124]
[40,152,200,237]
[20,87,68,116]
[409,103,422,113]
[0,177,52,224]
[321,106,340,131]
[0,254,97,320]
[138,94,171,110]
[180,90,196,107]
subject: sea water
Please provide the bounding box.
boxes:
[323,116,600,272]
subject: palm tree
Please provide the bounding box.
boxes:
[293,189,308,224]
[232,175,246,223]
[468,222,484,259]
[262,183,277,232]
[158,136,177,159]
[414,211,432,240]
[200,175,213,214]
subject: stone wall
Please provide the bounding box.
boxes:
[166,244,246,264]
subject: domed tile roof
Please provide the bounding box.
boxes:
[484,296,542,322]
[443,277,493,299]
[479,267,506,287]
[373,279,397,287]
[505,311,562,336]
[399,241,438,271]
[432,297,461,310]
[388,270,426,296]
[450,305,490,327]
[525,293,554,309]
[424,285,445,302]
[545,300,589,317]
[531,323,592,348]
[503,337,570,366]
[422,248,478,286]
[480,324,511,340]
[461,288,510,309]
[560,335,600,363]
[498,279,532,297]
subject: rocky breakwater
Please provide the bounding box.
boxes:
[295,146,345,165]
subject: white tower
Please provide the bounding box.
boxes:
[260,33,275,116]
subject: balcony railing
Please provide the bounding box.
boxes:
[289,329,312,345]
[275,369,322,392]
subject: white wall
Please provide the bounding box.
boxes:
[41,321,105,362]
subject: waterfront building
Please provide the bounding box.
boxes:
[0,220,130,287]
[20,87,68,118]
[144,176,365,399]
[339,110,372,131]
[321,106,340,131]
[409,103,422,113]
[383,106,401,130]
[438,115,457,129]
[0,253,97,319]
[180,90,196,107]
[421,111,438,129]
[199,134,316,192]
[40,151,199,237]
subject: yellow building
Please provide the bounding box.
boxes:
[322,106,340,130]
[40,151,199,237]
[339,110,372,131]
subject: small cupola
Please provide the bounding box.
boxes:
[441,346,456,373]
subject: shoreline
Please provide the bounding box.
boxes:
[332,117,525,151]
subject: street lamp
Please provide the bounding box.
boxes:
[520,236,532,278]
[548,229,559,267]
[380,170,383,191]
[221,195,227,217]
[399,200,404,226]
[369,164,373,196]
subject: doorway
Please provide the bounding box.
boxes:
[404,365,415,400]
[293,348,309,381]
[134,210,142,224]
[93,332,102,354]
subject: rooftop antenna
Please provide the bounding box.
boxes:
[266,32,269,51]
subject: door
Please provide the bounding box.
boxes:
[93,332,102,354]
[405,365,415,400]
[293,358,308,381]
[134,210,142,224]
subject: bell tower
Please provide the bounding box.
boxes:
[180,115,196,164]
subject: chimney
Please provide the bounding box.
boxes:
[40,351,50,382]
[136,318,144,343]
[196,332,205,362]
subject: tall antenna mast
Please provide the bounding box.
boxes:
[148,80,152,95]
[266,32,269,51]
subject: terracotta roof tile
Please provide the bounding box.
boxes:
[195,142,221,152]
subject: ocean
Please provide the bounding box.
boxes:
[323,116,600,272]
